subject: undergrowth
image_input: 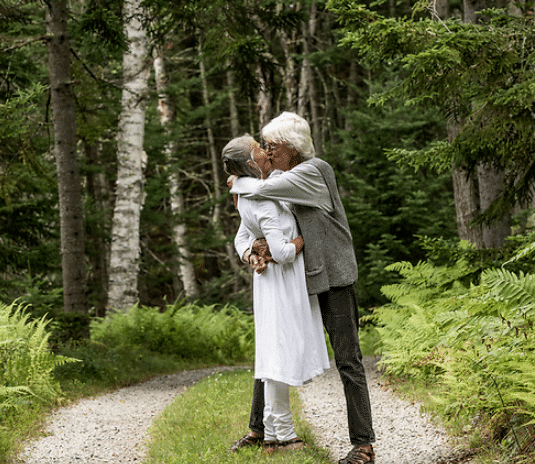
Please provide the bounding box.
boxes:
[373,233,535,463]
[1,300,255,464]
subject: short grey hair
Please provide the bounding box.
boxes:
[260,112,315,160]
[221,134,261,178]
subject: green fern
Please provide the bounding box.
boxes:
[91,301,254,363]
[482,268,535,308]
[0,301,80,409]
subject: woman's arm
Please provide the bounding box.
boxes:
[256,201,297,265]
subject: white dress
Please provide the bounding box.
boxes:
[236,193,330,387]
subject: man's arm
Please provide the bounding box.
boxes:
[230,163,333,212]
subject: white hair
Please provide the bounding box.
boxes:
[260,112,315,160]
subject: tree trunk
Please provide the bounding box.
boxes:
[280,28,297,113]
[297,30,309,118]
[226,67,240,137]
[478,163,511,248]
[199,40,244,288]
[463,0,511,248]
[107,0,150,311]
[448,123,483,246]
[84,142,109,317]
[45,0,87,314]
[153,50,198,299]
[306,3,321,154]
[226,68,253,293]
[199,42,240,279]
[256,64,272,133]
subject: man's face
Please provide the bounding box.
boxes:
[265,141,295,172]
[251,143,271,178]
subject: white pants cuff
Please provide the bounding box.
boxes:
[263,379,297,442]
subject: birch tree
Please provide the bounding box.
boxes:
[153,48,198,298]
[45,0,87,314]
[107,0,150,311]
[198,39,243,283]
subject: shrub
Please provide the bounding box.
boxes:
[90,302,254,364]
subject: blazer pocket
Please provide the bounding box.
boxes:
[305,265,324,277]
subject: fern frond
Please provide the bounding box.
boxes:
[503,239,535,266]
[482,268,535,307]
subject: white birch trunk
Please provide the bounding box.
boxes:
[198,40,244,284]
[306,3,321,153]
[153,51,198,298]
[226,67,240,137]
[198,41,222,226]
[280,29,297,112]
[107,0,150,311]
[256,64,272,133]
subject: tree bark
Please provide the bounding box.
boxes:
[198,40,245,289]
[226,67,240,137]
[448,121,483,246]
[463,0,511,248]
[478,163,511,248]
[256,63,272,133]
[280,28,297,113]
[45,0,87,314]
[306,3,321,154]
[107,0,150,311]
[84,142,109,317]
[153,50,198,299]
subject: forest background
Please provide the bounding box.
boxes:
[1,0,535,463]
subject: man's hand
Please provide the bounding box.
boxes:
[251,238,273,262]
[227,175,237,190]
[291,235,304,255]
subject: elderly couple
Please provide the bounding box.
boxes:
[221,112,375,464]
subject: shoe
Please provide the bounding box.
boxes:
[228,433,264,452]
[278,437,305,451]
[339,445,375,464]
[262,440,279,454]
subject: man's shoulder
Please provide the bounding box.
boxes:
[295,157,329,172]
[302,157,334,176]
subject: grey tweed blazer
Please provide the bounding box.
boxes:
[293,158,359,295]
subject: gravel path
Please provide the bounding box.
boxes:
[19,358,464,464]
[297,357,464,463]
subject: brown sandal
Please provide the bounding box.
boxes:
[279,438,305,450]
[228,433,264,452]
[262,440,279,454]
[339,445,375,464]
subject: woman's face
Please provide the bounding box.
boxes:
[251,142,271,179]
[264,141,300,171]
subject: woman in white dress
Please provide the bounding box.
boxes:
[222,134,330,451]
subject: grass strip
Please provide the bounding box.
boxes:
[145,368,332,464]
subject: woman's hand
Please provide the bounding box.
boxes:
[250,254,268,274]
[252,238,273,262]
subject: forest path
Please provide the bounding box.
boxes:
[19,359,466,463]
[298,357,468,463]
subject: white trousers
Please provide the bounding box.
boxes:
[263,379,298,442]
